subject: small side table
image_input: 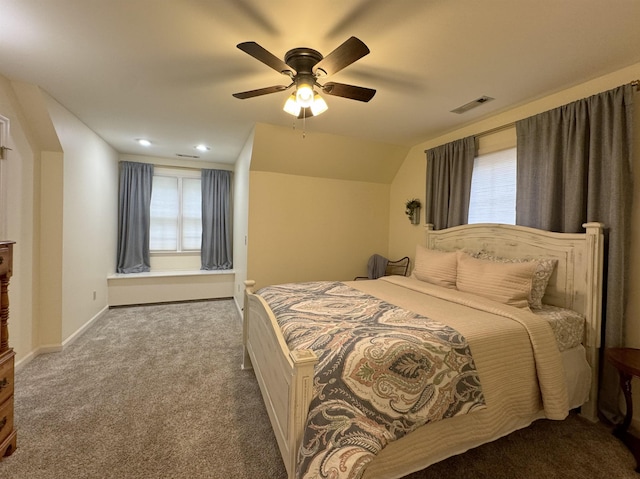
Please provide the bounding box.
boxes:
[606,347,640,472]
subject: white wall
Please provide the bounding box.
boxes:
[233,128,254,309]
[45,96,119,342]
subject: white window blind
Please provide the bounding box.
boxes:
[150,170,202,252]
[181,177,202,250]
[468,147,516,224]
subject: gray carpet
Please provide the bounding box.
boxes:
[0,300,636,479]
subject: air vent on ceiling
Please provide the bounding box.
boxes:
[176,153,200,159]
[450,96,494,114]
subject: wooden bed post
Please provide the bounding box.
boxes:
[288,350,317,478]
[580,222,604,422]
[241,280,256,371]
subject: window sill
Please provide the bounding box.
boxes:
[108,269,234,280]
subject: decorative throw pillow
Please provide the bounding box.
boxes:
[456,251,537,309]
[413,245,458,289]
[471,251,557,309]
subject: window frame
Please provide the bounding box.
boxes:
[467,146,517,225]
[149,167,202,255]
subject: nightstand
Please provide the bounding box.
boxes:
[606,347,640,472]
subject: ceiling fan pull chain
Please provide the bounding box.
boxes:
[302,110,306,139]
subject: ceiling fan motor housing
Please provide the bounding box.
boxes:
[284,48,324,77]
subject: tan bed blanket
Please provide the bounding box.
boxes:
[349,276,570,479]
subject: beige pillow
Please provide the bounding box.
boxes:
[413,245,457,289]
[471,252,557,309]
[456,251,536,309]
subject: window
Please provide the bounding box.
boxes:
[468,147,516,224]
[150,168,202,252]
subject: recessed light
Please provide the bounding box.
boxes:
[137,139,151,147]
[195,144,210,152]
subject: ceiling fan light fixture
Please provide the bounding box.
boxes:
[310,92,328,116]
[295,82,314,107]
[283,94,301,116]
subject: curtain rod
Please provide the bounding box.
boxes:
[423,123,515,152]
[120,160,231,172]
[473,122,516,139]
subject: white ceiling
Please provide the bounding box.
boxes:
[1,0,640,164]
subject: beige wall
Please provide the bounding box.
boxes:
[251,123,408,183]
[38,150,63,349]
[248,170,390,289]
[0,76,38,363]
[246,123,407,290]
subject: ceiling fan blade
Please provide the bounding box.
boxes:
[321,82,376,102]
[236,42,293,75]
[232,84,291,99]
[314,37,370,76]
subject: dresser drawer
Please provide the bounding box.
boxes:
[0,353,14,406]
[0,395,13,445]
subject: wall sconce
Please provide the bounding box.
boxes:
[405,198,421,225]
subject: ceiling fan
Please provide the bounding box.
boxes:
[232,36,376,118]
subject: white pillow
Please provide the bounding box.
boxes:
[413,245,457,289]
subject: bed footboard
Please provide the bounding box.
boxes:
[242,280,317,479]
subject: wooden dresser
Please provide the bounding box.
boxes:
[0,241,16,459]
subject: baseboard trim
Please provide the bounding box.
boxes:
[14,305,109,371]
[62,305,109,348]
[234,296,243,320]
[15,345,62,371]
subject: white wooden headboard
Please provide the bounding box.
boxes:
[424,222,605,420]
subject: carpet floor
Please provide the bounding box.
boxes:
[0,299,636,478]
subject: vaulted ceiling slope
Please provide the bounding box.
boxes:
[1,0,640,164]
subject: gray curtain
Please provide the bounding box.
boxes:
[201,169,232,270]
[425,136,476,230]
[116,161,154,273]
[515,84,634,421]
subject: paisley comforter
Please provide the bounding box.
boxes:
[257,281,486,479]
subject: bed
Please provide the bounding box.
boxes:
[242,222,604,479]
